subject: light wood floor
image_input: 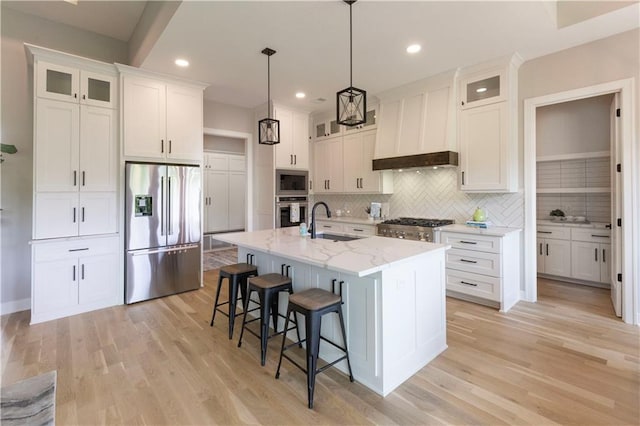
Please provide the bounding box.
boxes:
[2,274,638,425]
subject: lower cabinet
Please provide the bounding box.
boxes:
[537,237,571,277]
[571,241,611,283]
[314,220,376,237]
[31,235,119,324]
[203,155,246,233]
[440,228,521,312]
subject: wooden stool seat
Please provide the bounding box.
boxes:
[249,273,294,289]
[210,262,258,339]
[288,288,341,311]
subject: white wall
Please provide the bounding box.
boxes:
[203,99,254,134]
[203,135,245,154]
[0,6,128,312]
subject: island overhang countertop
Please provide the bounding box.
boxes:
[215,227,449,277]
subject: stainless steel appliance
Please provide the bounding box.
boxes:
[276,196,308,228]
[377,217,454,242]
[275,169,309,196]
[125,162,201,304]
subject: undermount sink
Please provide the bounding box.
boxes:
[318,233,361,242]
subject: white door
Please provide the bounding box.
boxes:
[228,172,246,230]
[123,76,166,159]
[78,253,118,305]
[80,106,117,192]
[571,241,601,282]
[292,112,309,169]
[79,192,117,236]
[208,171,229,232]
[33,258,78,315]
[342,133,362,192]
[545,239,571,277]
[34,192,79,239]
[609,94,622,316]
[36,61,80,103]
[166,84,203,161]
[274,107,294,168]
[80,70,115,109]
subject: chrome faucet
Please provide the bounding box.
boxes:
[310,201,332,239]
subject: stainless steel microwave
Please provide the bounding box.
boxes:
[276,169,309,196]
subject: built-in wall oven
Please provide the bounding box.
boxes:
[276,196,308,228]
[276,169,309,196]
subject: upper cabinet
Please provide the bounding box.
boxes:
[313,105,377,141]
[118,65,207,163]
[343,130,393,193]
[274,105,309,169]
[458,54,522,193]
[36,60,116,109]
[374,71,456,159]
[314,116,343,140]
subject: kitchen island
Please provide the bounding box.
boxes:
[215,227,450,396]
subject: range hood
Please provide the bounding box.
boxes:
[372,151,458,171]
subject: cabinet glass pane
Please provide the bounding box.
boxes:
[467,75,500,103]
[316,123,326,138]
[88,78,111,102]
[330,120,341,134]
[364,109,376,127]
[46,69,72,96]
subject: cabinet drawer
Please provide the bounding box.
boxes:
[440,232,500,253]
[344,224,375,236]
[33,235,118,262]
[571,228,611,243]
[536,225,570,240]
[315,221,345,233]
[446,269,500,301]
[446,248,501,277]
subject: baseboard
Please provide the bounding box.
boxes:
[1,298,30,316]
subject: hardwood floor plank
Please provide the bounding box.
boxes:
[2,274,638,425]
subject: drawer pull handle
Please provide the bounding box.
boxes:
[460,258,478,264]
[72,265,76,281]
[353,228,363,232]
[460,280,478,287]
[602,248,606,263]
[537,231,552,234]
[591,235,609,238]
[459,240,477,245]
[68,248,89,252]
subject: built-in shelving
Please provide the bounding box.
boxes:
[536,154,610,194]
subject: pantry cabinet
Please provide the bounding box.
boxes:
[343,130,393,193]
[203,153,246,233]
[458,55,521,193]
[274,106,309,169]
[119,66,206,162]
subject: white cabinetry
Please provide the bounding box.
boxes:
[570,229,611,284]
[441,227,521,312]
[458,56,521,193]
[31,235,119,324]
[119,66,206,162]
[375,72,455,159]
[313,106,376,140]
[274,106,309,169]
[313,136,344,193]
[203,153,246,233]
[343,130,393,193]
[536,226,572,277]
[315,220,376,237]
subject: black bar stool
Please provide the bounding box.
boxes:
[275,287,354,409]
[210,261,258,339]
[237,273,301,366]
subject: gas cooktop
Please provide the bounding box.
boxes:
[381,217,455,227]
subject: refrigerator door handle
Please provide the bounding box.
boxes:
[130,244,199,256]
[160,176,165,236]
[168,177,172,235]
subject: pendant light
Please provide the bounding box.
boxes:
[337,0,366,127]
[258,47,280,145]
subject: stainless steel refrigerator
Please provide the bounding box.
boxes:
[125,162,201,304]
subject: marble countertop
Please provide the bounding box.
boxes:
[537,219,610,229]
[438,223,522,237]
[215,227,449,277]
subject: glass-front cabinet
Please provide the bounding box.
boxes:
[459,68,506,109]
[315,117,342,140]
[36,60,116,108]
[344,105,378,132]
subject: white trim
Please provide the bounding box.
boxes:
[203,128,254,231]
[524,78,637,325]
[536,151,610,162]
[1,298,30,316]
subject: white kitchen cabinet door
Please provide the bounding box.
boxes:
[228,172,246,230]
[460,68,506,109]
[571,241,601,282]
[78,253,118,305]
[207,171,229,232]
[274,107,294,168]
[166,84,203,162]
[33,258,78,316]
[79,192,117,236]
[343,130,386,193]
[123,76,166,159]
[34,192,79,239]
[35,99,80,192]
[459,102,509,191]
[292,112,309,169]
[80,70,116,109]
[36,61,80,103]
[228,155,246,171]
[536,238,545,274]
[316,137,344,193]
[600,243,611,284]
[343,133,362,192]
[80,106,117,192]
[543,238,572,277]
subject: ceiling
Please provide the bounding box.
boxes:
[4,1,639,114]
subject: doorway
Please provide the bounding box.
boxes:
[523,79,637,325]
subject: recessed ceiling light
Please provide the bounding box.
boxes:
[432,166,438,170]
[63,0,78,5]
[476,87,487,93]
[406,44,421,54]
[175,58,189,67]
[295,92,306,99]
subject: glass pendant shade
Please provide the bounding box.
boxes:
[337,86,366,127]
[258,117,280,145]
[258,47,280,145]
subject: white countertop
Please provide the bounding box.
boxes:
[438,223,522,237]
[314,216,382,226]
[214,227,449,277]
[537,219,610,229]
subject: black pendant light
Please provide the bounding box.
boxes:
[337,0,366,127]
[258,47,280,145]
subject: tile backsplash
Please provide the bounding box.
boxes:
[313,168,525,227]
